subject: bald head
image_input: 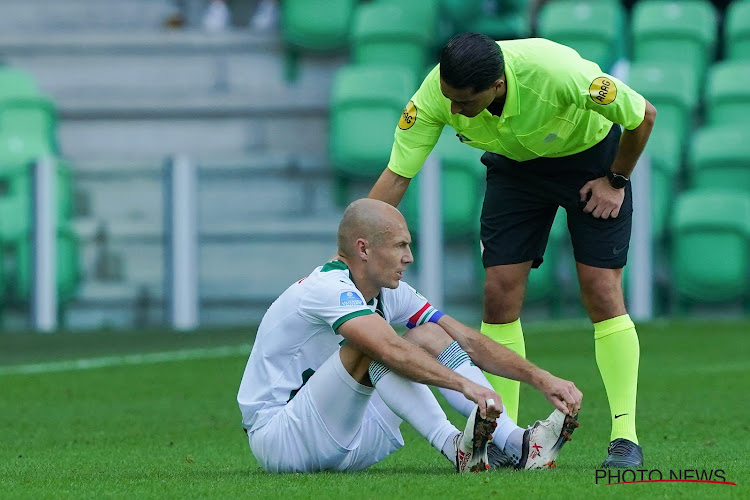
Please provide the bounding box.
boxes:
[337,199,407,257]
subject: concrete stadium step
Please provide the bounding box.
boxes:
[0,0,176,32]
[0,31,342,99]
[72,154,337,224]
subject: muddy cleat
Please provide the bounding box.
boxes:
[516,409,579,470]
[455,405,497,473]
[601,438,643,468]
[487,442,514,469]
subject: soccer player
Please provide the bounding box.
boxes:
[368,34,656,468]
[238,198,582,473]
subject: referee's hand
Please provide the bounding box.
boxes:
[580,176,624,219]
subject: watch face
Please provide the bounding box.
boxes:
[609,173,628,189]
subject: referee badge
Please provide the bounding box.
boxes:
[589,77,617,105]
[398,100,418,130]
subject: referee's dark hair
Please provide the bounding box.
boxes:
[440,33,504,92]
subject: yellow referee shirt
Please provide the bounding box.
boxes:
[388,38,646,178]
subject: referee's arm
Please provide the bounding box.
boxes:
[369,168,411,207]
[609,98,657,178]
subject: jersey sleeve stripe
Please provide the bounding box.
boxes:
[332,309,374,332]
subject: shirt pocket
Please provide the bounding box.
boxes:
[514,115,577,156]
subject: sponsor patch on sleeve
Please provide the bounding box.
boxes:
[398,100,418,130]
[589,77,617,105]
[340,291,364,307]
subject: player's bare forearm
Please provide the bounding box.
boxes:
[338,314,501,416]
[437,315,547,388]
[368,168,411,207]
[609,99,657,177]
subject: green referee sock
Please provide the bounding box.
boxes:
[594,314,640,444]
[481,319,525,422]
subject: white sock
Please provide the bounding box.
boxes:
[435,341,522,449]
[369,361,458,456]
[504,427,525,465]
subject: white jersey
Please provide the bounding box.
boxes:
[238,260,442,433]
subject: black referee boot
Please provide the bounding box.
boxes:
[601,438,643,468]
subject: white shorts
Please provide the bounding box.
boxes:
[248,350,404,472]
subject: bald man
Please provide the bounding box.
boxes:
[238,199,582,473]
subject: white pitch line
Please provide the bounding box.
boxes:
[0,343,252,376]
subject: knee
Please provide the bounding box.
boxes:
[483,270,526,323]
[402,322,452,357]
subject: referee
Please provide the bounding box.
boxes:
[368,34,656,468]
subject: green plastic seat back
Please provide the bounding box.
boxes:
[628,62,697,143]
[281,0,356,51]
[705,61,750,125]
[688,125,750,191]
[631,0,717,90]
[330,65,417,178]
[671,189,750,301]
[352,3,432,69]
[725,0,750,60]
[537,0,625,70]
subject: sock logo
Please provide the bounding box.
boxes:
[614,413,628,419]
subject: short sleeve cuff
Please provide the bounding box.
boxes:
[333,309,374,332]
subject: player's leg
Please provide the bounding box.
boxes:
[482,263,530,423]
[479,151,559,422]
[404,321,579,469]
[368,358,495,472]
[248,346,378,472]
[565,126,643,467]
[576,262,642,468]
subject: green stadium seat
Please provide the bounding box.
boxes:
[705,60,750,125]
[470,12,530,41]
[688,125,750,192]
[281,0,356,51]
[628,62,698,149]
[329,64,418,203]
[376,0,440,36]
[400,128,485,240]
[670,189,750,303]
[440,0,485,33]
[0,98,58,165]
[649,154,681,242]
[537,0,625,71]
[351,3,433,71]
[0,161,73,240]
[631,0,717,91]
[0,67,41,98]
[725,0,750,60]
[9,223,80,304]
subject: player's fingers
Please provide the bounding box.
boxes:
[478,399,487,419]
[611,206,620,218]
[551,396,570,415]
[592,205,604,218]
[579,184,591,201]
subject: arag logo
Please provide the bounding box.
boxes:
[589,77,617,105]
[398,100,418,130]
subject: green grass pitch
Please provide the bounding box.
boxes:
[1,319,748,499]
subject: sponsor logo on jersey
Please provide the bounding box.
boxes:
[340,291,364,306]
[589,77,617,105]
[398,100,417,130]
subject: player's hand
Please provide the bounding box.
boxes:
[536,372,583,416]
[579,176,624,219]
[462,382,503,419]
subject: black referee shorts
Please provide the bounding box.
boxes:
[479,125,632,270]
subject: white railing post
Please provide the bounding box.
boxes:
[418,154,443,308]
[32,156,57,332]
[164,155,199,331]
[629,154,653,320]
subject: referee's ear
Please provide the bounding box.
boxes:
[493,75,506,97]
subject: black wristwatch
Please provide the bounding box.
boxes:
[607,171,629,189]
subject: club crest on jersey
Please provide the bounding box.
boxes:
[340,291,364,306]
[589,77,617,105]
